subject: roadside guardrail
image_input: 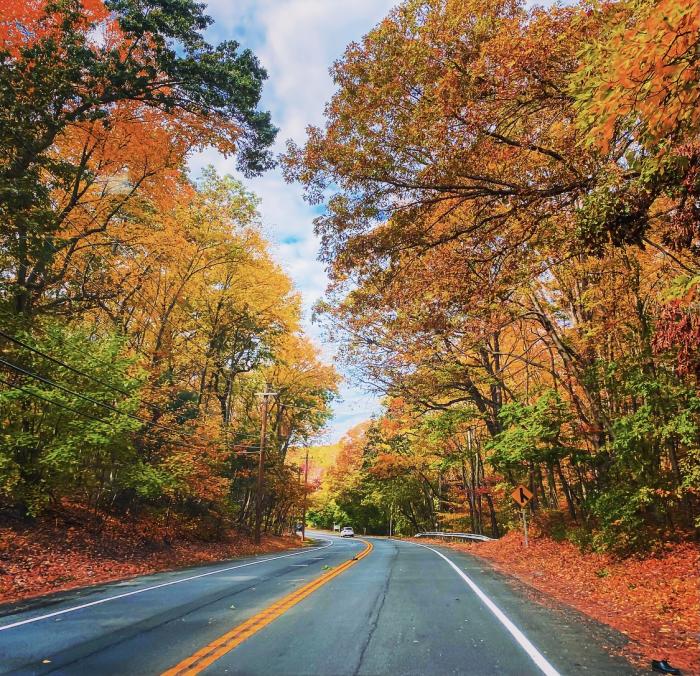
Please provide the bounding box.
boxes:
[414,531,496,542]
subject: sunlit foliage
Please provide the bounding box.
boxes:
[289,0,700,552]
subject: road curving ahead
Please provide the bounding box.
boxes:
[0,533,639,675]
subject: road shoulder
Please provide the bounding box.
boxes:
[403,538,643,675]
[0,537,316,620]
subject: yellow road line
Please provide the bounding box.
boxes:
[162,539,373,676]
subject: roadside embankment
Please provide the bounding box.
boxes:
[0,507,299,605]
[409,532,699,673]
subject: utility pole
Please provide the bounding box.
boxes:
[301,446,309,542]
[254,389,277,545]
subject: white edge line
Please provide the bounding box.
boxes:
[0,539,334,632]
[409,541,561,676]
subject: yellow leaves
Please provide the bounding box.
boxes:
[267,333,338,392]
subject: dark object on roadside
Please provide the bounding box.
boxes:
[652,659,681,675]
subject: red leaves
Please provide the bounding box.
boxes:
[653,284,700,380]
[0,506,298,605]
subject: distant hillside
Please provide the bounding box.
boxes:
[286,444,342,485]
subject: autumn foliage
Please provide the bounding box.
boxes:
[0,0,337,542]
[288,0,700,555]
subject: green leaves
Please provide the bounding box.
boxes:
[488,391,573,471]
[0,320,144,512]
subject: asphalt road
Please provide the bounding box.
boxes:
[0,533,639,675]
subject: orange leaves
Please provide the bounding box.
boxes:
[0,0,109,54]
[576,0,700,150]
[0,505,298,604]
[329,423,370,481]
[369,452,414,479]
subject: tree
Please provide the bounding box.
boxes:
[288,0,700,552]
[0,321,144,515]
[573,0,700,378]
[0,0,276,316]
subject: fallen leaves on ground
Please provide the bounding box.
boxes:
[0,507,299,605]
[413,533,699,673]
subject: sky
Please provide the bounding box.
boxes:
[188,1,397,442]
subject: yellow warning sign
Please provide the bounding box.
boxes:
[511,485,533,508]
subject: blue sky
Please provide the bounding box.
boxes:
[188,1,397,442]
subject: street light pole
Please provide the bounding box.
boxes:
[254,389,276,545]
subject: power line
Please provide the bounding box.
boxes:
[0,321,298,427]
[0,306,166,399]
[0,328,128,394]
[0,375,122,427]
[0,357,171,434]
[0,373,263,455]
[0,343,330,451]
[278,401,333,413]
[0,327,171,417]
[0,332,278,449]
[0,357,206,440]
[0,319,333,434]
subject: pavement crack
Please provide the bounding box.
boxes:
[352,541,398,676]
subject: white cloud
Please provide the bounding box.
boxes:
[191,1,392,440]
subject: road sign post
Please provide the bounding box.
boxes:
[511,485,533,548]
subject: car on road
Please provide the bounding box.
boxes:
[340,526,354,538]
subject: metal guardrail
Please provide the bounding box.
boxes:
[414,531,496,542]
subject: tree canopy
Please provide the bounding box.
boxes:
[0,0,336,540]
[290,0,700,553]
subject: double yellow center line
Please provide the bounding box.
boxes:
[162,539,373,676]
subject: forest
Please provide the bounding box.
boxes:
[292,0,700,553]
[0,0,338,540]
[2,0,699,557]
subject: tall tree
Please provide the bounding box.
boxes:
[1,0,276,316]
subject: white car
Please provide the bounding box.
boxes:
[340,526,354,538]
